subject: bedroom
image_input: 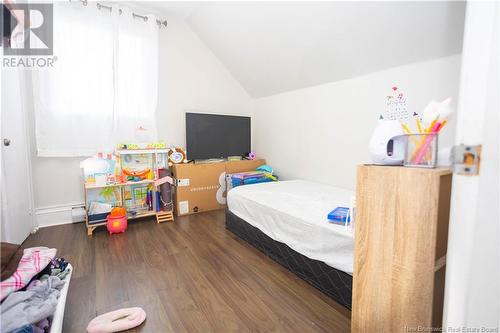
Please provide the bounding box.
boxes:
[0,1,498,332]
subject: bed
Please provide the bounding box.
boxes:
[226,180,354,309]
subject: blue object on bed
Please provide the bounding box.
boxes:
[244,177,273,185]
[327,207,351,224]
[231,176,273,187]
[256,165,273,173]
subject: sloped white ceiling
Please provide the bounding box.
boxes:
[147,1,466,98]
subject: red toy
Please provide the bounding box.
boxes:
[107,207,127,234]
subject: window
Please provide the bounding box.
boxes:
[32,3,158,156]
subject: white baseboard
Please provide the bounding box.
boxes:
[35,203,85,228]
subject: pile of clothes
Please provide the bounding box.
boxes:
[0,247,71,333]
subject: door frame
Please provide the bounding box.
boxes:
[443,1,500,329]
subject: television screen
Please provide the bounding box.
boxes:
[186,113,251,160]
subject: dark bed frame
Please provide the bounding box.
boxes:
[225,209,353,309]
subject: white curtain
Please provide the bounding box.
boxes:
[114,7,158,144]
[32,3,159,157]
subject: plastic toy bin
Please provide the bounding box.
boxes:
[107,214,127,234]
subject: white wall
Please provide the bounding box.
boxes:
[156,16,253,147]
[253,55,462,190]
[31,15,252,223]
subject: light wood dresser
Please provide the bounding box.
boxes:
[352,165,452,333]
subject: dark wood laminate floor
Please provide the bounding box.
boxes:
[22,210,351,332]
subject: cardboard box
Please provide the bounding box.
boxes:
[172,158,266,216]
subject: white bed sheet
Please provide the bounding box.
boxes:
[227,180,355,274]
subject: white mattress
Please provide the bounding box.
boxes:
[227,180,355,274]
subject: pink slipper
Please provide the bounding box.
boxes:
[87,307,146,333]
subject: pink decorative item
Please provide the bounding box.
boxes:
[87,307,146,333]
[106,214,127,234]
[248,152,256,160]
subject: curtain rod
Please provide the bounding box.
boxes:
[72,0,168,28]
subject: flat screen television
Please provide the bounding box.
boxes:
[186,113,251,160]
